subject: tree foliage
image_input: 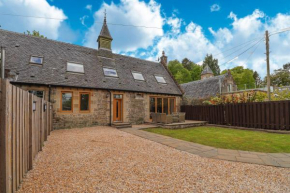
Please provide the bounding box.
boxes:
[168,58,202,84]
[24,30,46,38]
[202,54,220,75]
[221,66,256,90]
[268,63,290,86]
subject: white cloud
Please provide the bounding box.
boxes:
[210,4,220,12]
[86,4,92,11]
[210,9,290,76]
[80,15,89,27]
[83,0,163,52]
[0,0,67,39]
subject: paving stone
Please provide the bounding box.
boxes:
[213,155,237,162]
[239,153,260,159]
[259,156,281,167]
[268,153,290,158]
[236,157,265,165]
[218,149,240,156]
[250,152,268,156]
[197,149,218,158]
[185,148,203,154]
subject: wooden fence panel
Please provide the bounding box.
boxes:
[0,79,53,193]
[181,100,290,131]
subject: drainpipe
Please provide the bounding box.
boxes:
[108,90,112,126]
[1,47,5,79]
[48,85,51,102]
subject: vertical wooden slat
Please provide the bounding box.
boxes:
[0,79,13,193]
[12,86,17,192]
[285,101,290,130]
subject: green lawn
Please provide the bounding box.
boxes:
[144,127,290,153]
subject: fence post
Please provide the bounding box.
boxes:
[0,79,13,193]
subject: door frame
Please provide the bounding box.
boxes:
[113,94,123,122]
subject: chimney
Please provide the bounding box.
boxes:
[160,51,168,67]
[1,47,5,79]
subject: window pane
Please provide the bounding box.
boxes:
[114,94,122,99]
[103,68,118,77]
[157,98,162,113]
[132,72,145,81]
[155,76,166,83]
[163,98,168,115]
[30,56,43,64]
[170,98,175,114]
[62,92,72,111]
[67,62,84,73]
[80,93,89,111]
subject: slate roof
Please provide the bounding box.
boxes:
[0,29,182,95]
[181,74,227,99]
[201,64,213,75]
[98,17,113,40]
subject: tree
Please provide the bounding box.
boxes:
[221,66,256,90]
[168,60,184,76]
[190,64,202,81]
[266,63,290,86]
[202,54,220,75]
[24,30,46,38]
[175,68,192,84]
[182,58,194,71]
[253,71,262,87]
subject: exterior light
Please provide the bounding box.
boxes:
[33,101,36,111]
[44,103,47,112]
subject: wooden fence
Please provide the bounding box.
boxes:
[0,79,53,193]
[181,101,290,130]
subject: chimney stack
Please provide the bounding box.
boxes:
[1,47,5,79]
[160,51,168,66]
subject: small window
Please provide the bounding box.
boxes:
[30,56,43,65]
[80,93,90,112]
[103,67,118,77]
[114,94,122,99]
[29,90,44,98]
[132,72,145,81]
[155,75,166,84]
[67,62,84,73]
[61,92,73,112]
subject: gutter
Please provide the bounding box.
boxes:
[48,85,51,102]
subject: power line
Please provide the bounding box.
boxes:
[212,35,264,57]
[220,37,265,66]
[0,13,162,29]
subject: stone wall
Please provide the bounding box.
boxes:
[14,84,181,129]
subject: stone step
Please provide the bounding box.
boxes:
[112,122,132,129]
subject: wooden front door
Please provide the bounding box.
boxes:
[113,98,122,122]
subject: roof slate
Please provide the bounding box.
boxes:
[201,64,213,75]
[0,29,182,95]
[181,74,227,99]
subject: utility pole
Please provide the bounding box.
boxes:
[265,30,271,101]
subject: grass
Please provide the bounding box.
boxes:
[144,127,290,153]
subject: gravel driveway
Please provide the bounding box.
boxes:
[18,126,290,193]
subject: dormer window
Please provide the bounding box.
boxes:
[132,72,145,81]
[155,75,166,84]
[103,67,118,77]
[67,62,84,73]
[30,56,43,65]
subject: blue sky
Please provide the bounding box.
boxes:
[0,0,290,77]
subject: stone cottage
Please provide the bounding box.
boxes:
[181,65,237,102]
[0,16,183,129]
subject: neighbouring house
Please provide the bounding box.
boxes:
[181,65,237,103]
[0,16,183,129]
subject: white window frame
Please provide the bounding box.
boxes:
[30,56,44,65]
[66,62,85,74]
[103,67,118,77]
[132,71,145,81]
[154,75,166,84]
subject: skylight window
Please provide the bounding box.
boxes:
[103,67,118,77]
[30,56,43,65]
[67,62,84,73]
[155,75,166,84]
[132,72,145,81]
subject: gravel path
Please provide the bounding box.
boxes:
[18,126,290,193]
